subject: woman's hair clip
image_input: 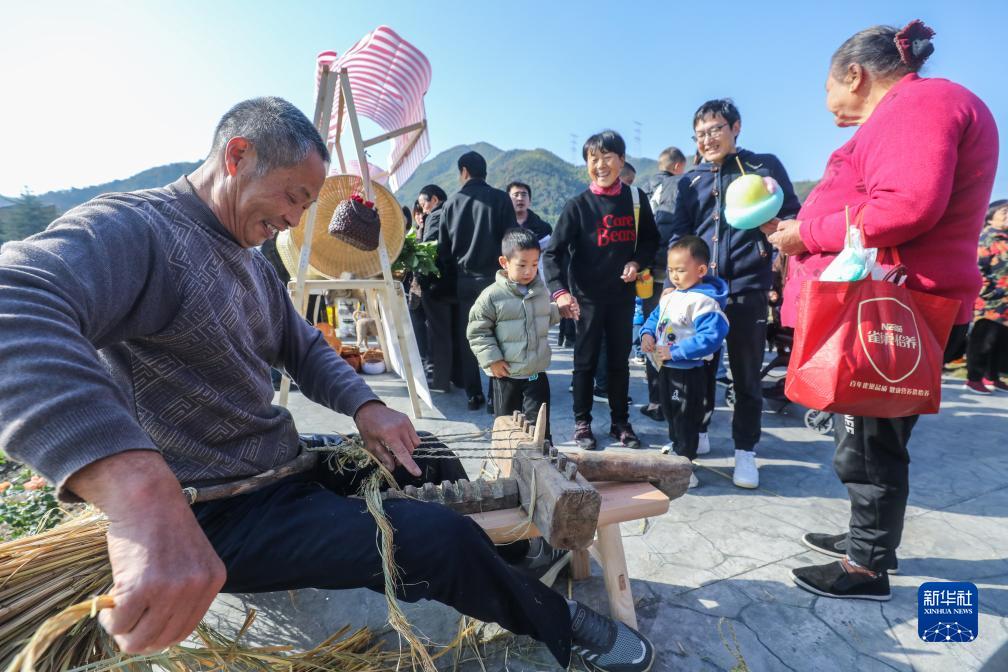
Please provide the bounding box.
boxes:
[894,19,935,69]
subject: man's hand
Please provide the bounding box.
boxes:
[621,261,640,283]
[489,360,510,378]
[66,451,227,654]
[641,333,656,353]
[767,219,808,257]
[354,401,421,477]
[556,292,580,320]
[759,217,781,236]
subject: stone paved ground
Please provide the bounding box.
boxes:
[210,341,1008,671]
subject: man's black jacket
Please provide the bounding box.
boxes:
[437,178,518,280]
[520,210,553,239]
[644,169,682,273]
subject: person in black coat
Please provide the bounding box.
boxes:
[417,184,458,393]
[506,181,553,240]
[437,152,518,408]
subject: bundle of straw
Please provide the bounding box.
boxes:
[6,594,410,672]
[0,513,114,669]
[0,444,461,672]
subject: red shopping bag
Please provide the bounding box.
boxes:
[785,269,959,417]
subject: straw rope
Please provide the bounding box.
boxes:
[1,426,544,671]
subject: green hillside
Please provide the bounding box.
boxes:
[0,161,201,244]
[793,180,818,202]
[35,161,202,213]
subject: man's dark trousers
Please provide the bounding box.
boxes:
[192,449,572,667]
[834,324,969,573]
[572,297,634,424]
[723,290,768,451]
[409,298,429,363]
[492,372,551,440]
[421,292,454,390]
[457,275,494,398]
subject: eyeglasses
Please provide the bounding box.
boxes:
[692,123,728,142]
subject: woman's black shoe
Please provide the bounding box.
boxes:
[791,561,891,601]
[639,404,664,421]
[467,394,486,411]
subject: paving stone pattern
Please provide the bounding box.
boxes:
[208,341,1008,671]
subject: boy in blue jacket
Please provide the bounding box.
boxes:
[641,236,728,488]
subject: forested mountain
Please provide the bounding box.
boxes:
[1,149,817,243]
[395,143,659,222]
[0,161,200,244]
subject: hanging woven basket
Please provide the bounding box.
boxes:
[290,175,405,278]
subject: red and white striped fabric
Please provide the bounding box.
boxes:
[316,26,431,191]
[343,159,389,186]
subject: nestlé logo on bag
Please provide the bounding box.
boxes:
[853,297,927,396]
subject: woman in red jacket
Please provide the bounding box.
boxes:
[767,21,999,601]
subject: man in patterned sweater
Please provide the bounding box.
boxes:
[0,98,653,672]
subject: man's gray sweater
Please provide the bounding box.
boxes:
[0,177,378,498]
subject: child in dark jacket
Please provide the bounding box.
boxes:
[641,236,728,488]
[542,130,659,450]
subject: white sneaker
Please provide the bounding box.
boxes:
[733,449,759,489]
[696,432,711,455]
[660,441,676,455]
[688,472,699,489]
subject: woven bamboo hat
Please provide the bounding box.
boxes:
[275,230,328,280]
[290,174,405,278]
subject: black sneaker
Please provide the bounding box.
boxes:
[609,423,641,449]
[467,394,486,411]
[791,561,891,601]
[593,387,610,403]
[570,601,655,672]
[639,404,664,422]
[802,533,899,574]
[515,538,571,587]
[574,421,598,450]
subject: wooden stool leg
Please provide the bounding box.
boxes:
[571,548,591,580]
[594,523,637,629]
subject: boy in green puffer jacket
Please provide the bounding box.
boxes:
[468,228,560,438]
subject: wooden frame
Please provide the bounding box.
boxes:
[279,65,431,418]
[469,481,670,628]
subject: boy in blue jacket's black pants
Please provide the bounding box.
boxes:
[641,237,728,488]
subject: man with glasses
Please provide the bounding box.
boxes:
[507,181,552,241]
[668,99,800,489]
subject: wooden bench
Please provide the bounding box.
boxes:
[469,480,669,629]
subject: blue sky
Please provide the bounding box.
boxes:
[1,0,1004,199]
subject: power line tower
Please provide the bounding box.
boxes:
[569,133,578,164]
[633,121,642,158]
